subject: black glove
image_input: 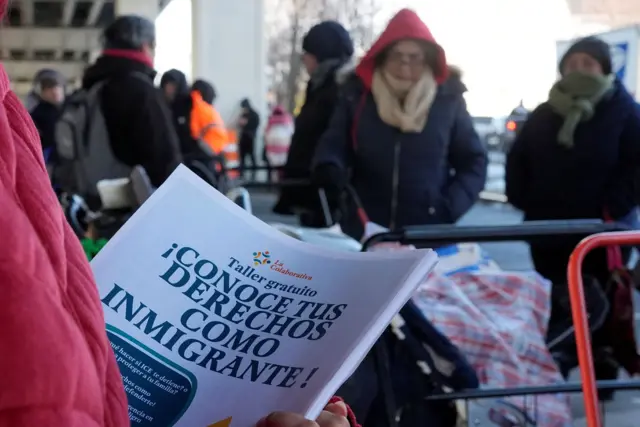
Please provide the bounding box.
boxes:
[312,163,346,191]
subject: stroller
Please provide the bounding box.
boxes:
[61,166,154,243]
[63,158,228,260]
[182,141,230,193]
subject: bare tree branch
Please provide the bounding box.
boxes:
[266,0,382,112]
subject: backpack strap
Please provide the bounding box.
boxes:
[128,71,155,85]
[84,80,109,148]
[92,71,154,102]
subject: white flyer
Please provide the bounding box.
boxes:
[92,165,437,427]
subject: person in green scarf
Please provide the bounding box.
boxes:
[547,70,614,149]
[506,36,640,399]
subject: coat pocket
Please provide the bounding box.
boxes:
[422,188,454,224]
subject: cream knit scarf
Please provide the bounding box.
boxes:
[371,69,437,133]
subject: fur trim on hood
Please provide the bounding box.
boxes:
[447,65,463,81]
[335,60,358,85]
[338,64,466,93]
[444,65,467,93]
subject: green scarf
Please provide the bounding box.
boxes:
[547,72,615,148]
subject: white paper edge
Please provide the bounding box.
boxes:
[91,165,439,420]
[93,165,433,266]
[304,249,438,419]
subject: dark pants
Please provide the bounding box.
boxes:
[261,147,274,184]
[239,136,256,181]
[531,242,620,397]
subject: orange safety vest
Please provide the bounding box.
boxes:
[224,130,240,179]
[189,91,228,155]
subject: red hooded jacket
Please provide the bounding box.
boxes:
[312,8,487,240]
[356,8,449,88]
[0,1,129,425]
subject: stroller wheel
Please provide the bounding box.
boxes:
[60,193,90,238]
[185,158,223,190]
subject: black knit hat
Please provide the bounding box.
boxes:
[192,79,216,104]
[302,21,354,62]
[559,36,612,75]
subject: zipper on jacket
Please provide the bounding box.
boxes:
[389,139,402,230]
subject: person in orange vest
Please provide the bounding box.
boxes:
[190,79,228,156]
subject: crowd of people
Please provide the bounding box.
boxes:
[3,0,640,424]
[0,11,348,427]
[280,16,640,398]
[28,16,284,198]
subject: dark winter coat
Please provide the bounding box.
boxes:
[82,51,182,188]
[273,60,351,224]
[312,11,487,239]
[30,100,60,157]
[507,79,640,221]
[239,100,260,152]
[506,79,640,282]
[160,69,198,157]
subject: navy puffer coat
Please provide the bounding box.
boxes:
[313,11,487,239]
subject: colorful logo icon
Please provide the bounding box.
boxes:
[253,251,271,266]
[208,416,232,427]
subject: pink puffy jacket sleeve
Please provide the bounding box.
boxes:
[0,65,129,426]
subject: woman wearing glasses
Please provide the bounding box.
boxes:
[312,9,487,240]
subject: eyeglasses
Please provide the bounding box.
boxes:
[387,51,426,67]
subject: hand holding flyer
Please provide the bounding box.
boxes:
[92,165,437,427]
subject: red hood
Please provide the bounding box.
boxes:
[0,1,6,19]
[356,8,448,88]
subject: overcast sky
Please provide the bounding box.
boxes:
[155,0,608,116]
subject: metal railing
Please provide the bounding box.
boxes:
[231,165,510,204]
